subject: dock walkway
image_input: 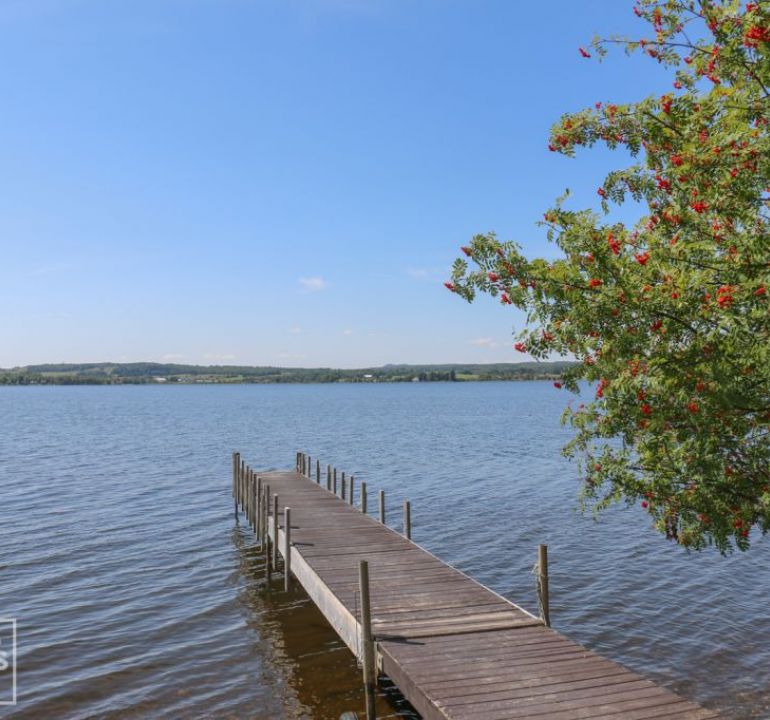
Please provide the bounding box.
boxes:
[233,453,719,720]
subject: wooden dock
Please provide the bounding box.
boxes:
[233,452,720,720]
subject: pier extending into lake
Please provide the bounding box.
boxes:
[232,451,719,720]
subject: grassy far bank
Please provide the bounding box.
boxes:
[0,361,576,385]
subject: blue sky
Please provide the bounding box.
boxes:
[0,0,670,368]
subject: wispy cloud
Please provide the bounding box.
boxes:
[470,338,500,348]
[406,266,429,279]
[406,266,444,281]
[203,353,236,362]
[341,329,354,336]
[298,276,328,293]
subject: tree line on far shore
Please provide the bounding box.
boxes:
[0,361,575,386]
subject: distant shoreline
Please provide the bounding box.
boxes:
[0,361,574,386]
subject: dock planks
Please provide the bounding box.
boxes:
[236,461,719,720]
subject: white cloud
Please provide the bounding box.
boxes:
[298,276,328,293]
[342,329,354,335]
[470,338,499,348]
[203,353,236,362]
[405,266,445,281]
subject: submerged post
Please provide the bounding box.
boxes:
[284,507,292,591]
[359,560,377,720]
[379,490,385,524]
[403,500,411,540]
[361,481,367,514]
[538,544,551,627]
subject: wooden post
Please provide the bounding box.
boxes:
[359,560,377,720]
[263,485,270,553]
[379,490,385,524]
[361,481,367,514]
[403,500,411,540]
[246,470,251,528]
[327,465,331,491]
[263,485,271,581]
[284,507,292,592]
[240,460,245,509]
[349,476,355,505]
[333,468,338,495]
[316,459,320,484]
[296,450,299,471]
[341,472,346,500]
[272,494,279,570]
[307,455,311,478]
[256,476,263,538]
[233,452,239,518]
[538,544,551,627]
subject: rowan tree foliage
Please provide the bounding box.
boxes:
[447,0,770,552]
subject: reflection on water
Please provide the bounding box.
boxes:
[1,383,768,719]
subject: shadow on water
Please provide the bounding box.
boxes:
[230,523,420,720]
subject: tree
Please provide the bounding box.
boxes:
[447,0,770,552]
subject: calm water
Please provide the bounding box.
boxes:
[1,383,768,719]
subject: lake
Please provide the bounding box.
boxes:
[1,382,768,718]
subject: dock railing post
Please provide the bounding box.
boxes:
[359,560,377,720]
[361,482,367,513]
[284,507,292,592]
[316,459,320,484]
[538,544,551,627]
[272,494,279,570]
[256,476,262,538]
[333,468,338,495]
[327,465,331,491]
[307,456,311,478]
[403,501,411,540]
[232,452,240,518]
[263,485,270,551]
[341,472,346,500]
[349,476,355,505]
[379,490,385,524]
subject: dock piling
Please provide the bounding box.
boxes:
[403,500,411,540]
[316,459,320,484]
[361,481,367,514]
[358,559,377,720]
[284,507,292,591]
[273,494,279,570]
[538,544,550,628]
[379,490,385,524]
[349,475,355,505]
[341,472,346,500]
[326,464,331,491]
[333,468,338,495]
